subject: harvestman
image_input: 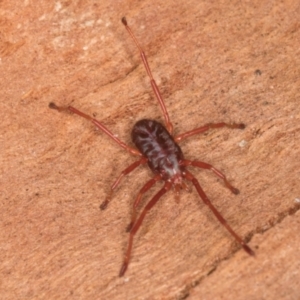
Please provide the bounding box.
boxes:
[49,17,254,276]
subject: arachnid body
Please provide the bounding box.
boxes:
[49,17,254,277]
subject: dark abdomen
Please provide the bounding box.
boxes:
[131,119,184,179]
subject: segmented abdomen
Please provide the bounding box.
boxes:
[131,119,184,179]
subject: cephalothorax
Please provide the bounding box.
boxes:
[49,17,254,277]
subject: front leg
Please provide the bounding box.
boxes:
[175,122,245,142]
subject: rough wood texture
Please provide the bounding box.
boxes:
[1,1,299,299]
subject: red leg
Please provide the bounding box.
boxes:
[126,174,162,232]
[183,170,254,256]
[181,159,240,194]
[119,181,172,277]
[121,17,173,134]
[100,157,148,210]
[49,102,141,156]
[175,122,245,142]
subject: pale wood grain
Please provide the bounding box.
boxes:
[1,0,299,299]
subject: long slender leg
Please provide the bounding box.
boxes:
[49,102,141,156]
[119,181,172,277]
[100,157,148,210]
[175,122,245,142]
[126,174,162,232]
[121,17,173,134]
[183,170,254,256]
[181,159,239,194]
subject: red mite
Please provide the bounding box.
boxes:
[49,17,254,277]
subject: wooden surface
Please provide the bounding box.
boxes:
[1,1,299,299]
